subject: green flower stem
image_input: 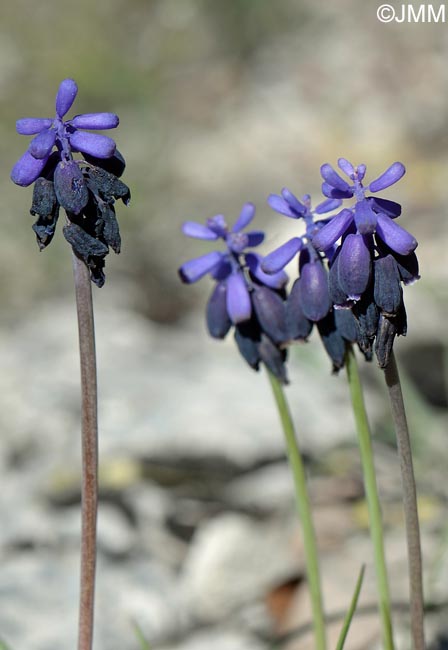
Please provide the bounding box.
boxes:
[72,252,98,650]
[345,346,395,650]
[267,370,327,650]
[384,351,425,650]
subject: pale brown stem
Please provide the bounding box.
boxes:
[384,351,425,650]
[72,252,98,650]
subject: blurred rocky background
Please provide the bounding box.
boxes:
[0,1,447,649]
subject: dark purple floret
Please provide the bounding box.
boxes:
[297,260,331,322]
[178,204,289,383]
[263,187,355,370]
[11,79,129,286]
[337,234,372,301]
[286,279,313,341]
[206,282,232,339]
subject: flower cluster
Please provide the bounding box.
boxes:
[11,79,130,287]
[261,189,361,370]
[178,204,291,383]
[312,159,419,366]
[178,159,419,380]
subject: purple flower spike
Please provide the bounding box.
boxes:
[28,128,56,159]
[70,113,119,130]
[182,221,218,240]
[312,208,354,251]
[55,79,78,118]
[16,118,53,135]
[69,131,116,158]
[11,77,128,287]
[261,237,303,274]
[232,202,255,232]
[369,162,405,192]
[11,150,49,186]
[298,261,331,322]
[179,251,223,284]
[226,271,251,323]
[338,234,371,300]
[375,213,417,255]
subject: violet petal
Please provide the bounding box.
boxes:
[232,202,255,232]
[70,113,119,130]
[337,158,355,177]
[246,253,288,289]
[246,231,265,247]
[252,285,288,344]
[69,131,116,158]
[354,199,378,235]
[311,208,353,251]
[314,197,343,214]
[368,197,401,218]
[182,221,218,240]
[298,261,331,322]
[286,279,313,340]
[55,79,78,118]
[321,182,354,200]
[320,163,351,192]
[11,150,49,187]
[356,164,367,181]
[338,234,371,300]
[179,250,223,284]
[375,213,417,255]
[16,118,53,135]
[28,128,56,159]
[226,271,251,323]
[369,162,405,192]
[267,194,299,218]
[261,237,303,274]
[281,188,306,215]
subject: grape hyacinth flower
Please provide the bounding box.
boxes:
[261,189,360,370]
[10,79,130,650]
[178,203,291,383]
[311,159,419,367]
[11,78,130,286]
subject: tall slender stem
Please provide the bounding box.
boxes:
[384,351,425,650]
[72,252,98,650]
[267,370,327,650]
[345,346,394,650]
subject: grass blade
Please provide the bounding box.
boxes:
[335,564,365,650]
